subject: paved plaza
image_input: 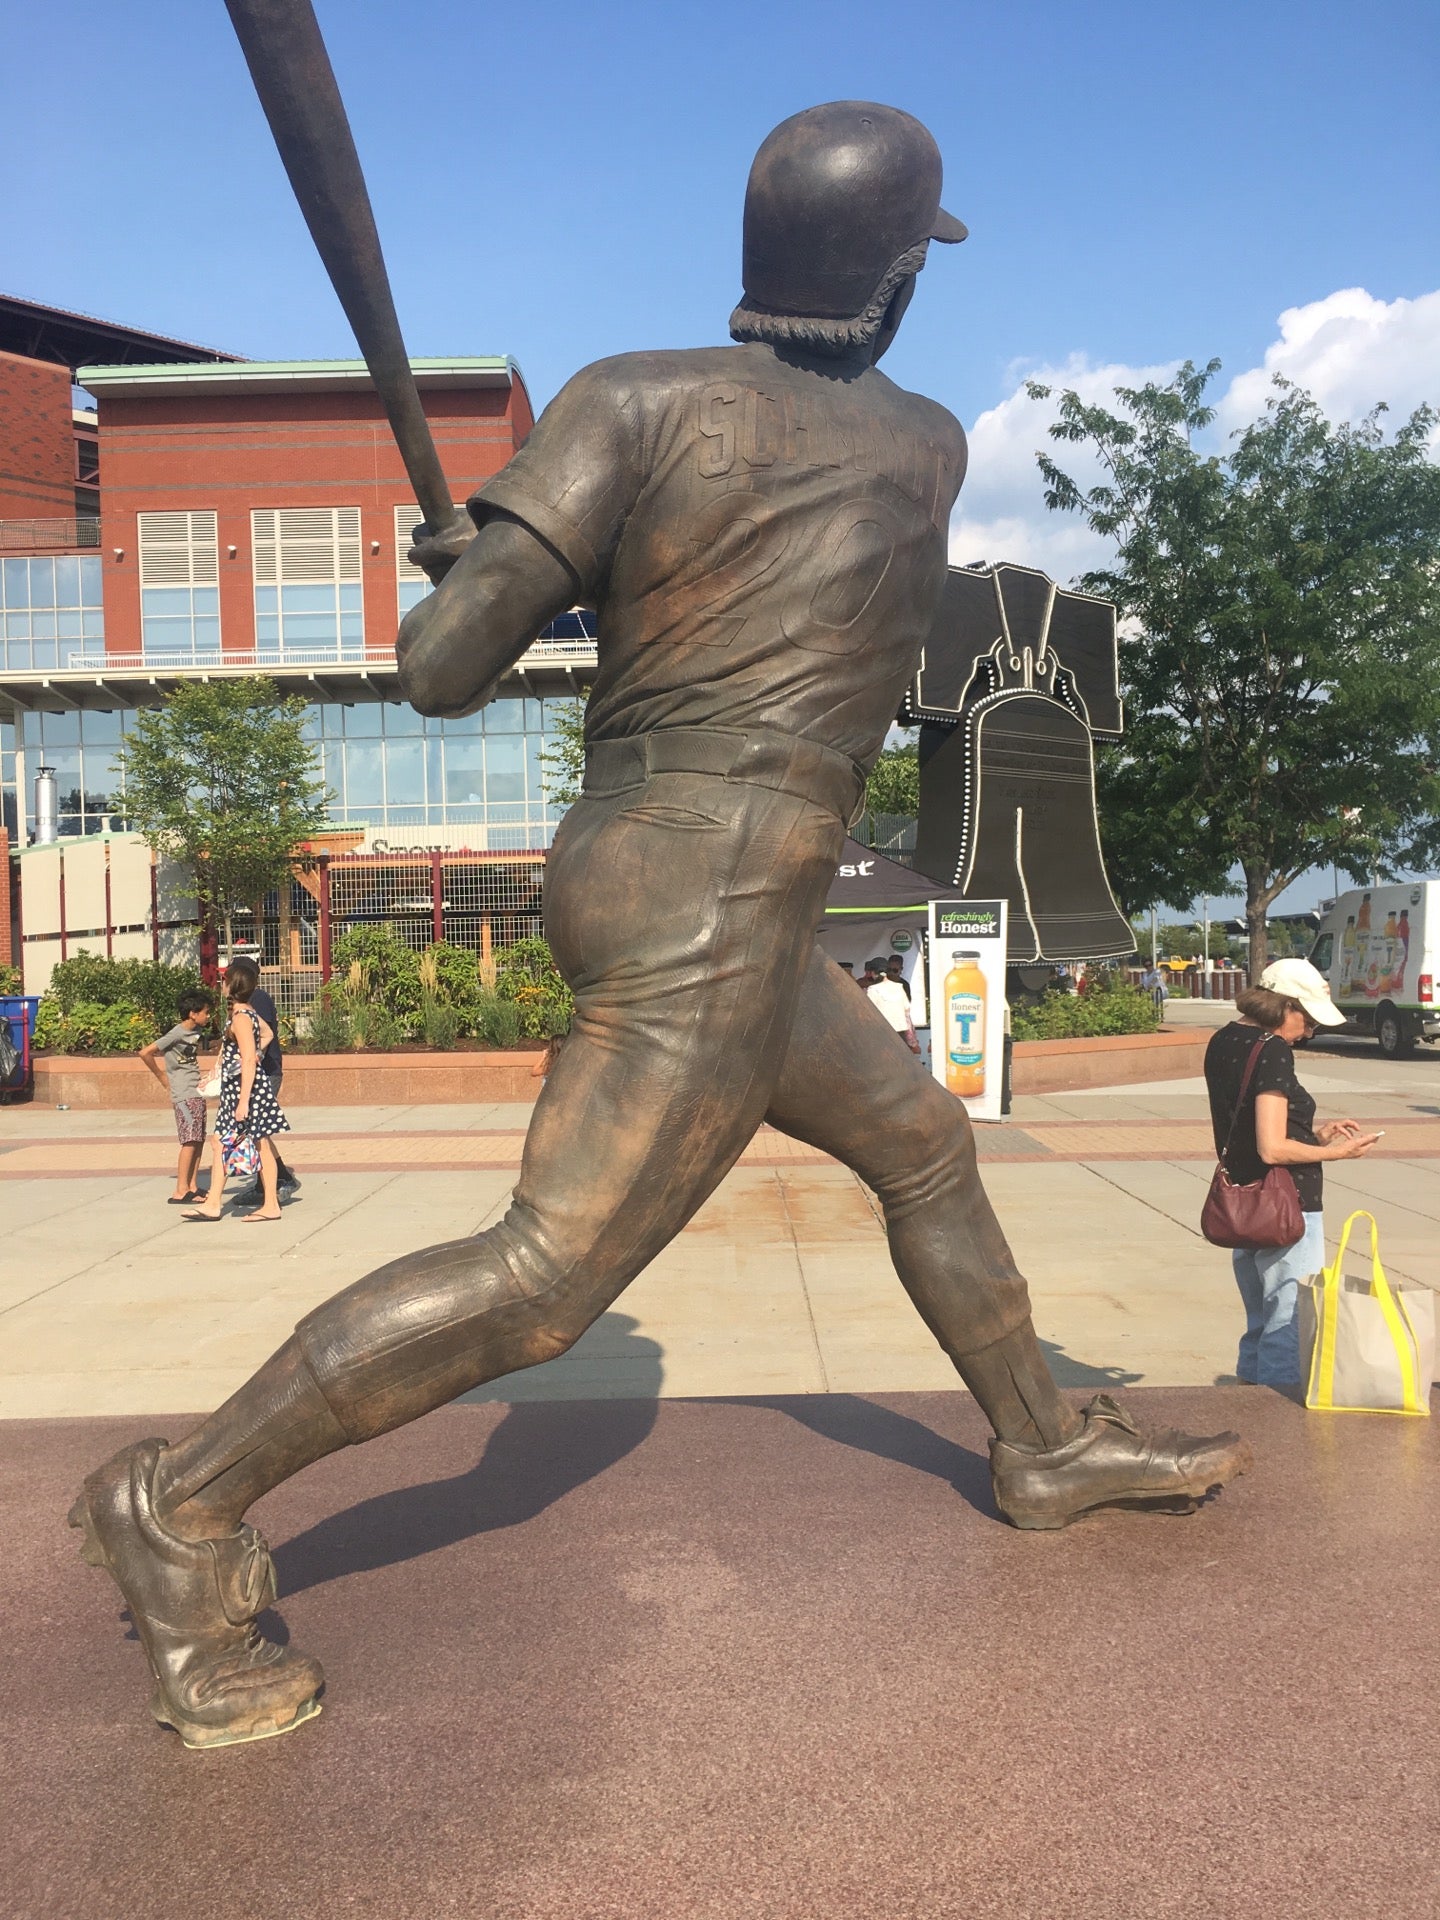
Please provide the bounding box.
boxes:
[5,1028,1438,1919]
[3,1026,1437,1416]
[7,1385,1435,1920]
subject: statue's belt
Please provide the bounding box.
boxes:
[582,727,866,825]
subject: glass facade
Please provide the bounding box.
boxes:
[6,696,570,848]
[314,696,567,845]
[0,555,104,671]
[18,707,139,837]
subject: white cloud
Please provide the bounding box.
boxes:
[1216,287,1440,438]
[950,287,1440,584]
[949,353,1177,580]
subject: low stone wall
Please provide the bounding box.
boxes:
[30,1049,549,1109]
[1010,1027,1210,1095]
[30,1027,1208,1110]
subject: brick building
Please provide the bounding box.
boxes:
[1,296,600,990]
[0,350,77,525]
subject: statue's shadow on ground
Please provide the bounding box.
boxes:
[271,1320,1139,1601]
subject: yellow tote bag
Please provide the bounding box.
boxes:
[1299,1211,1434,1416]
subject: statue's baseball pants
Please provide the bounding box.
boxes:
[294,737,1033,1440]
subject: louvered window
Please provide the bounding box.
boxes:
[394,503,433,618]
[138,511,220,659]
[252,507,364,659]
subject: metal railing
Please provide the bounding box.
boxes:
[0,516,102,552]
[58,635,599,674]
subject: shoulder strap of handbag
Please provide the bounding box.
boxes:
[1219,1033,1272,1170]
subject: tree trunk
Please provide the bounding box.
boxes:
[197,861,220,985]
[1245,875,1269,981]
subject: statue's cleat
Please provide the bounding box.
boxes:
[68,1439,324,1750]
[990,1393,1252,1531]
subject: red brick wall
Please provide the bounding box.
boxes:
[98,376,533,656]
[0,349,75,521]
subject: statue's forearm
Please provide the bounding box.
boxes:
[396,515,579,718]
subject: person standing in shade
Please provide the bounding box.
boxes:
[865,955,920,1053]
[1203,958,1376,1386]
[884,954,912,1000]
[223,956,300,1205]
[139,990,216,1204]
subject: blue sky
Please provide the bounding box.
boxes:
[4,0,1437,914]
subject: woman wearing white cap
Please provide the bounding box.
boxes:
[1203,957,1379,1385]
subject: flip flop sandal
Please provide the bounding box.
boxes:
[167,1192,201,1205]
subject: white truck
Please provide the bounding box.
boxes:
[1307,880,1440,1057]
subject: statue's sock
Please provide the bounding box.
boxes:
[955,1321,1083,1450]
[152,1337,349,1541]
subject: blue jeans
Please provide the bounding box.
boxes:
[1231,1211,1325,1386]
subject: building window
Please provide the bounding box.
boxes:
[139,511,220,660]
[0,553,104,671]
[1,715,16,839]
[253,507,363,659]
[395,503,431,618]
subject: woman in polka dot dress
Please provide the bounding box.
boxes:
[184,964,291,1224]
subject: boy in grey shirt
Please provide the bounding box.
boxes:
[140,990,215,1204]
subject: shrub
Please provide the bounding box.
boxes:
[417,941,494,1036]
[330,924,422,1020]
[419,994,462,1051]
[300,986,353,1053]
[35,998,157,1054]
[1010,976,1160,1042]
[474,990,522,1048]
[496,936,573,1040]
[0,964,21,995]
[45,951,204,1033]
[33,998,62,1051]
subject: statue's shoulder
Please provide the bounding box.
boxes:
[871,369,966,449]
[558,345,757,408]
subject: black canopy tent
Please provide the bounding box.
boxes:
[821,839,950,927]
[818,841,952,1025]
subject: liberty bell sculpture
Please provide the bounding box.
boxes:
[903,563,1134,962]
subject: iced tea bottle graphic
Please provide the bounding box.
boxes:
[944,950,986,1098]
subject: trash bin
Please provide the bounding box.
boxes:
[0,994,40,1099]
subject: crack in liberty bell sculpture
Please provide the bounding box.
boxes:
[67,0,1250,1753]
[903,562,1134,962]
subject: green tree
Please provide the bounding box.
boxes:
[116,679,329,954]
[1028,364,1440,970]
[536,695,589,808]
[864,735,920,817]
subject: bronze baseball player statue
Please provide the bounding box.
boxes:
[71,101,1250,1749]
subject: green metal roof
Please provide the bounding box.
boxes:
[77,356,525,401]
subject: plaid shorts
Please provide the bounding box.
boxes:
[173,1096,208,1146]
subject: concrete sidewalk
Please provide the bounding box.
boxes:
[3,1039,1436,1416]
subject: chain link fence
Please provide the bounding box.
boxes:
[250,850,547,1022]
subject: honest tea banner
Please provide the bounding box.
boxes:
[928,899,1008,1124]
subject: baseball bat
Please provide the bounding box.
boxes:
[224,0,457,533]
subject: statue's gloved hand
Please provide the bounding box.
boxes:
[407,511,477,585]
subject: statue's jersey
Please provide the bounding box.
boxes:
[470,342,967,768]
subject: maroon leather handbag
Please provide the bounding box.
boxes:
[1201,1034,1305,1249]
